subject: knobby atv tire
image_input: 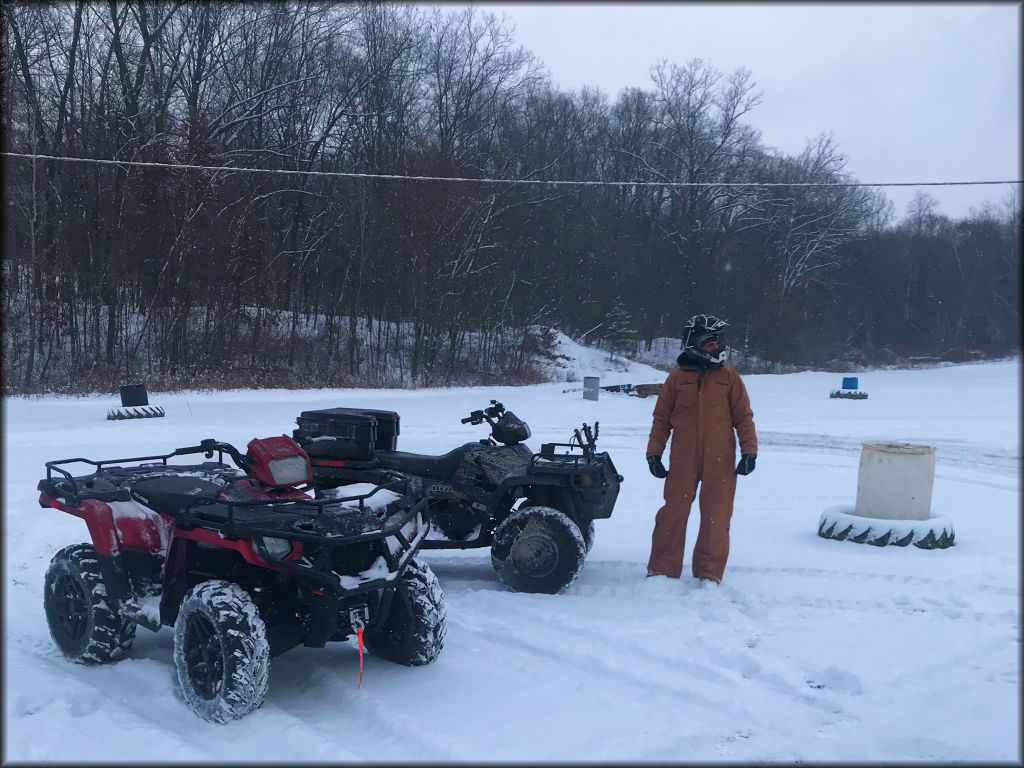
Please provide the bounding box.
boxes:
[491,506,586,594]
[365,557,446,666]
[44,544,137,663]
[582,519,596,553]
[817,505,955,549]
[173,580,269,723]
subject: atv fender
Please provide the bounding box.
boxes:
[40,495,120,556]
[494,476,582,528]
[39,494,169,557]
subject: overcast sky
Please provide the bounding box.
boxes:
[461,2,1020,221]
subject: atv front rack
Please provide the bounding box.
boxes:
[223,494,431,593]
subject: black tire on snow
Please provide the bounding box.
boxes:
[44,543,137,663]
[491,505,586,594]
[365,556,446,666]
[817,505,955,549]
[582,519,596,553]
[173,580,270,723]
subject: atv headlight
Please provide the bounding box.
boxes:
[254,535,293,560]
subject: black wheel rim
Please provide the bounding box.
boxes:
[184,613,224,701]
[510,528,559,579]
[51,572,90,646]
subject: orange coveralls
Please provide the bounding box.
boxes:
[646,364,758,581]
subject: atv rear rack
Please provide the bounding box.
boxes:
[39,439,249,503]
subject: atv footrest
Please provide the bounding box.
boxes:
[121,599,161,631]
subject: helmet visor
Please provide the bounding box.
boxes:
[695,332,723,349]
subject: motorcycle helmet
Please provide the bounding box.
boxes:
[681,314,729,366]
[492,411,531,445]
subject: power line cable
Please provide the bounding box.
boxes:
[2,152,1020,189]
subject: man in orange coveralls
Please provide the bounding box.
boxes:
[645,314,758,584]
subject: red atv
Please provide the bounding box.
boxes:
[38,435,445,722]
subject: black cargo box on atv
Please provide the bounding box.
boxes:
[294,408,400,461]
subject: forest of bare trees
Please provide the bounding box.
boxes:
[3,2,1019,394]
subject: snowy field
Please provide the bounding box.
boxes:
[3,347,1020,763]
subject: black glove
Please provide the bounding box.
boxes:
[647,455,667,478]
[735,454,756,476]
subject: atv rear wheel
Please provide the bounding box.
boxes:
[491,506,586,594]
[44,544,137,663]
[365,557,446,666]
[173,580,269,723]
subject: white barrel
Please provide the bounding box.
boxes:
[854,442,936,521]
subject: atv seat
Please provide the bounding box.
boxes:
[375,446,467,479]
[129,476,226,517]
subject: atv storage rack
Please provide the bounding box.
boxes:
[295,408,400,461]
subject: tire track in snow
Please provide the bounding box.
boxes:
[759,430,1019,479]
[337,680,466,761]
[22,630,369,759]
[444,606,739,714]
[728,564,1019,597]
[259,645,464,761]
[431,557,1017,639]
[14,648,210,759]
[444,590,853,724]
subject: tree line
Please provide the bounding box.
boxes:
[2,2,1019,394]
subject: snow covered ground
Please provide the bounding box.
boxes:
[3,345,1020,763]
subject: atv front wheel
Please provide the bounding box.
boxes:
[173,580,269,723]
[582,519,596,553]
[44,544,137,663]
[365,557,446,666]
[429,500,479,540]
[491,506,586,594]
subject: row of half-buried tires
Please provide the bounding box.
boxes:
[43,544,446,723]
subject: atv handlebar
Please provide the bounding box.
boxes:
[175,438,249,470]
[460,400,506,426]
[460,411,483,425]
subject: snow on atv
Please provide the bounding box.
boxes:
[37,435,445,723]
[293,401,623,595]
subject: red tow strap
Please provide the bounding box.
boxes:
[356,626,365,687]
